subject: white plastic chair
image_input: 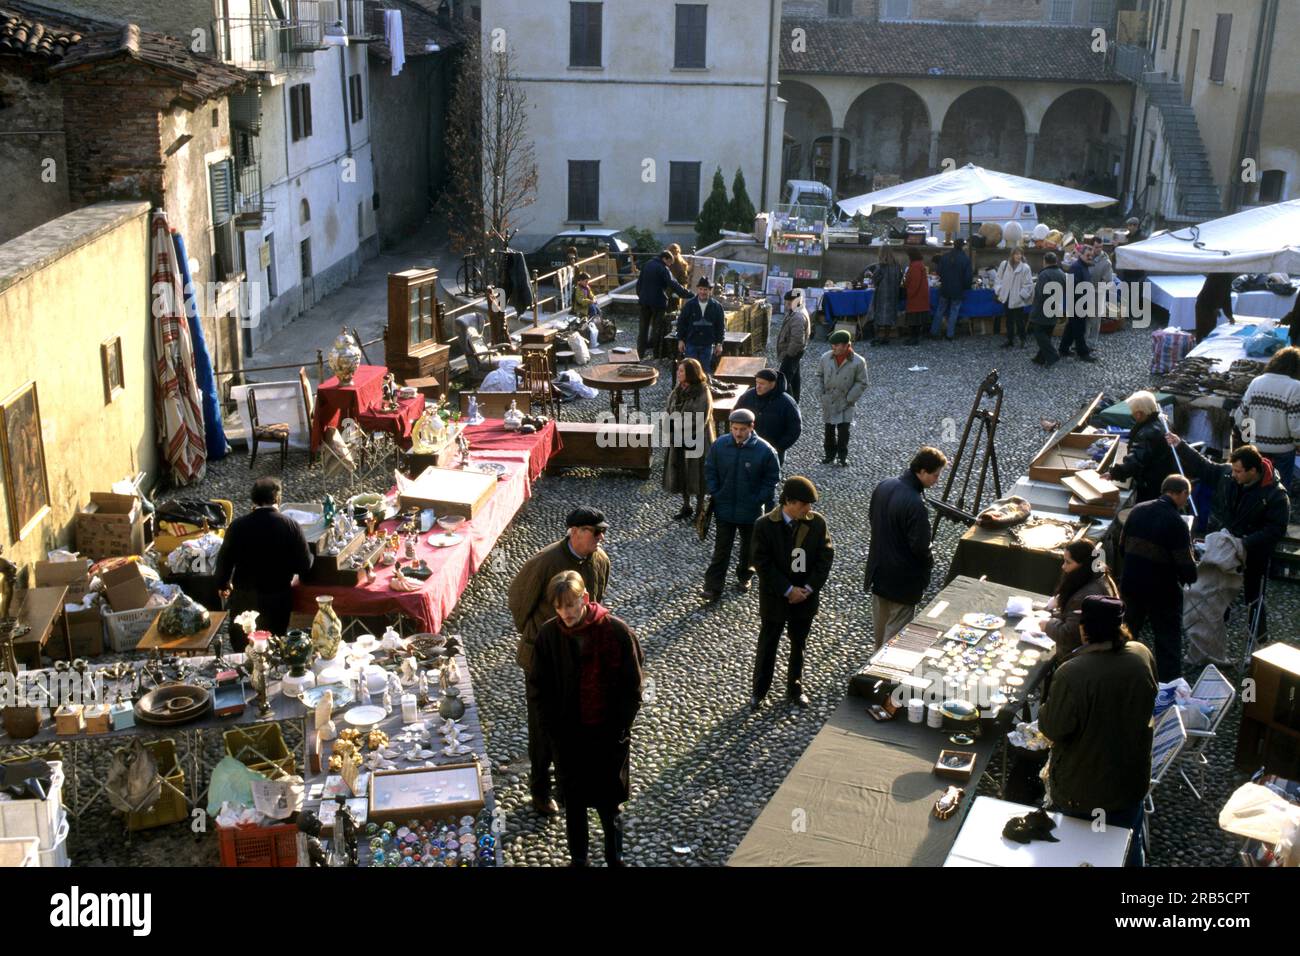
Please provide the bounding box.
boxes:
[1178,664,1237,800]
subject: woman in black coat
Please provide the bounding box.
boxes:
[1105,391,1177,503]
[527,571,644,867]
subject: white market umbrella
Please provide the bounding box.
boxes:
[837,163,1116,234]
[1115,199,1300,274]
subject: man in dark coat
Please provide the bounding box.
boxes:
[215,477,313,651]
[1057,246,1097,361]
[508,507,611,816]
[1038,596,1157,867]
[1028,252,1067,367]
[735,369,802,467]
[527,570,644,867]
[636,250,692,358]
[702,409,780,601]
[930,238,972,339]
[1194,273,1235,343]
[1168,436,1290,640]
[864,447,947,647]
[676,277,726,371]
[1103,391,1177,503]
[750,476,834,710]
[1120,475,1198,681]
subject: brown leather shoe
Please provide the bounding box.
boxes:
[532,796,559,816]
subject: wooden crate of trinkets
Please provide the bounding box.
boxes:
[367,760,485,825]
[304,532,387,587]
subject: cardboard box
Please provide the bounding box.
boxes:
[77,492,145,560]
[100,562,149,612]
[397,467,496,519]
[48,606,104,660]
[33,560,91,603]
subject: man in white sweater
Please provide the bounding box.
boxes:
[1234,346,1300,491]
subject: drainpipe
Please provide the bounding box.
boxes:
[759,0,777,209]
[338,44,353,158]
[1231,0,1277,211]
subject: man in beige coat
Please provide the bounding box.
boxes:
[776,289,811,402]
[816,329,869,466]
[507,507,611,816]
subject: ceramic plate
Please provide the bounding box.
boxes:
[467,461,508,480]
[344,705,387,727]
[427,533,465,548]
[961,613,1006,631]
[302,684,355,710]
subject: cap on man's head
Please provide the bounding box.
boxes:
[728,408,756,425]
[697,276,713,289]
[566,506,609,530]
[755,369,778,383]
[783,290,798,301]
[1080,595,1125,636]
[782,475,818,504]
[829,329,852,345]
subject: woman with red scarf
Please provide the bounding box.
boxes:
[527,571,645,866]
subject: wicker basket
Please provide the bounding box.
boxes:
[223,723,295,780]
[104,604,162,652]
[126,739,188,832]
[216,822,300,867]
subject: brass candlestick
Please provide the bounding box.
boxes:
[250,645,273,717]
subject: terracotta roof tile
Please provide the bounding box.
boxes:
[0,6,83,62]
[780,18,1119,83]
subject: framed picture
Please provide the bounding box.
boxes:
[713,258,767,295]
[765,275,794,312]
[367,761,485,824]
[0,381,51,544]
[101,336,124,403]
[687,256,715,289]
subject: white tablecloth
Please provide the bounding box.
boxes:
[943,796,1131,867]
[1149,274,1297,330]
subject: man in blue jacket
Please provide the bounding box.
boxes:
[636,250,692,359]
[1057,246,1098,362]
[676,277,727,371]
[735,369,802,467]
[702,409,780,602]
[930,238,972,339]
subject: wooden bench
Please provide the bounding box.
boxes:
[547,422,654,478]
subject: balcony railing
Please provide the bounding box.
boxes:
[215,1,338,73]
[235,161,267,229]
[1112,43,1154,84]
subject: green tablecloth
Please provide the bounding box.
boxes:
[1095,392,1175,429]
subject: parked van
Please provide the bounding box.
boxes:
[890,200,1038,238]
[781,179,834,209]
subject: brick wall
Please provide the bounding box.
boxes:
[0,67,74,243]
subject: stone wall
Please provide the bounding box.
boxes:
[0,68,75,245]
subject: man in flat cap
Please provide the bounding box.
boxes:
[702,408,780,601]
[508,506,612,816]
[735,368,802,468]
[816,329,869,466]
[750,476,834,709]
[677,276,727,372]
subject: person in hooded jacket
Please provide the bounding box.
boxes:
[1166,435,1290,641]
[735,369,802,467]
[528,570,644,867]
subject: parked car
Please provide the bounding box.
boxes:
[524,229,634,282]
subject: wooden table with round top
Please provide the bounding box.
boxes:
[580,363,659,415]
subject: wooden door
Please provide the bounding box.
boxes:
[1184,29,1199,103]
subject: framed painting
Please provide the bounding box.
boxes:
[713,258,767,295]
[0,381,51,543]
[101,336,124,403]
[765,275,794,312]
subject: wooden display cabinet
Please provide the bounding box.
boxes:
[1236,643,1300,777]
[386,268,451,390]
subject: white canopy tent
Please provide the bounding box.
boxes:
[1115,199,1300,274]
[836,163,1116,234]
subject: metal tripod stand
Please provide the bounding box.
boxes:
[931,370,1004,540]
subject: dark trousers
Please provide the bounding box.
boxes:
[1125,589,1183,681]
[637,305,667,358]
[1057,316,1092,357]
[1061,802,1146,867]
[1244,563,1268,639]
[1004,307,1028,343]
[753,599,818,700]
[705,519,755,592]
[1031,325,1059,364]
[779,354,803,402]
[226,588,292,652]
[823,423,850,461]
[564,801,623,866]
[526,696,556,802]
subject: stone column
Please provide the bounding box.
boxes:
[829,126,843,201]
[1024,132,1038,178]
[929,130,942,170]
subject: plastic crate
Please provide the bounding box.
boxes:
[37,812,70,867]
[104,604,162,652]
[0,761,65,846]
[0,836,39,867]
[126,739,188,832]
[223,723,295,780]
[216,822,299,867]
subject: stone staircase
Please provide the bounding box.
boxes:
[1142,76,1224,222]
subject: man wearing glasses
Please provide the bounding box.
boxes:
[508,507,611,816]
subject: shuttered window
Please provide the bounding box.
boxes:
[209,159,235,225]
[674,5,707,69]
[289,84,312,141]
[569,3,601,67]
[669,162,701,222]
[1208,13,1232,82]
[568,161,600,222]
[349,74,363,123]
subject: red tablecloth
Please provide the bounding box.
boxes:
[312,364,387,451]
[358,395,424,450]
[463,419,562,484]
[293,453,533,632]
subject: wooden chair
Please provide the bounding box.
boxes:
[458,390,531,420]
[247,385,290,470]
[515,349,559,419]
[298,366,316,458]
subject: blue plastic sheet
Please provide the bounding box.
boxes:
[172,230,229,460]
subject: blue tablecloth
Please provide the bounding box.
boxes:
[821,288,1001,329]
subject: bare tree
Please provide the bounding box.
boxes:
[439,40,537,286]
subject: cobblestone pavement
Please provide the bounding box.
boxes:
[69,321,1296,866]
